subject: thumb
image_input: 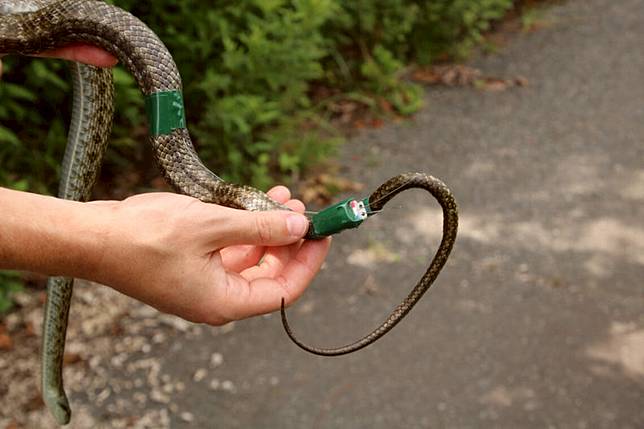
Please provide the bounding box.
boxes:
[214,209,310,248]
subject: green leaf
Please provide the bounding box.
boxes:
[4,83,37,101]
[0,126,21,147]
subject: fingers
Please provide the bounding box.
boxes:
[219,187,302,271]
[2,44,116,78]
[239,241,300,281]
[218,238,331,320]
[35,44,118,67]
[278,239,332,307]
[220,244,264,273]
[214,208,309,248]
[286,198,305,214]
[266,185,290,203]
[219,205,305,270]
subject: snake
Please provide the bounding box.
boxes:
[0,0,458,425]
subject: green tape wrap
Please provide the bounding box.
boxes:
[309,197,368,238]
[144,90,186,136]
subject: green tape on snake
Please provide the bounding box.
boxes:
[144,90,186,136]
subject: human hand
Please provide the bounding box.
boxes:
[86,187,331,325]
[0,46,328,326]
[33,43,118,67]
[0,43,117,77]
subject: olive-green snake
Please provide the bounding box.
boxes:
[0,0,458,425]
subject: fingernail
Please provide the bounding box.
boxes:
[286,214,308,237]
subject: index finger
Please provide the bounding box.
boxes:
[36,44,118,67]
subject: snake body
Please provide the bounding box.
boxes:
[40,63,114,424]
[282,172,458,355]
[1,0,458,425]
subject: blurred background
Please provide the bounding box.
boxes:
[1,0,643,427]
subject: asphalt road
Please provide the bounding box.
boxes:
[154,0,644,427]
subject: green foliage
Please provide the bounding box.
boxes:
[0,0,515,191]
[1,0,339,192]
[321,0,514,111]
[0,271,23,314]
[320,1,421,114]
[0,0,514,193]
[0,58,68,193]
[521,5,550,32]
[109,0,338,184]
[359,45,424,115]
[0,56,144,192]
[327,0,420,60]
[412,0,515,63]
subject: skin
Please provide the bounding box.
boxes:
[0,45,331,325]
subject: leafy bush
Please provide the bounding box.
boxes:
[1,0,515,192]
[112,0,340,184]
[412,0,515,63]
[2,0,340,191]
[319,0,514,113]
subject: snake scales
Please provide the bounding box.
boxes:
[0,0,458,425]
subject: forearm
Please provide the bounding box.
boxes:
[0,187,106,279]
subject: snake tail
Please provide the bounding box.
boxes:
[42,61,114,424]
[41,277,73,425]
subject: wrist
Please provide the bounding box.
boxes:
[0,188,111,280]
[61,200,113,282]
